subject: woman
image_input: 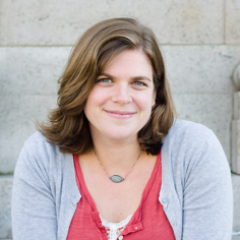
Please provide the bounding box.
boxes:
[12,18,233,240]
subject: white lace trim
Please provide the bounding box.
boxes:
[100,214,132,240]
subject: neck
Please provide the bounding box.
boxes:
[91,137,142,173]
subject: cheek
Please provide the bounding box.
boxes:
[135,91,155,110]
[84,90,98,119]
[83,101,91,122]
[135,99,154,118]
[85,88,108,108]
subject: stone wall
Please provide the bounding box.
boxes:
[0,0,240,238]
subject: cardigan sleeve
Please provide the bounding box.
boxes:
[181,130,233,240]
[11,140,58,240]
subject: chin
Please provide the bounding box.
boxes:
[103,130,138,142]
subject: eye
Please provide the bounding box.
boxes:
[133,81,146,87]
[97,78,112,83]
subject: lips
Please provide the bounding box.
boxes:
[104,110,136,119]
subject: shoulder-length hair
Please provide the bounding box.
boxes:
[38,18,175,155]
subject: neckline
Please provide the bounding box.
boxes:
[124,151,161,226]
[73,151,161,225]
[100,214,133,229]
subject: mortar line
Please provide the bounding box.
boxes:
[0,43,240,48]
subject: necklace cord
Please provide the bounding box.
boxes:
[93,149,142,183]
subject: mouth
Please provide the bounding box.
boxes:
[104,110,136,119]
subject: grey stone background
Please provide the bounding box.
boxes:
[0,0,240,239]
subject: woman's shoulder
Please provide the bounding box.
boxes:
[163,119,228,172]
[16,131,67,179]
[169,118,213,136]
[23,131,62,160]
[166,119,217,147]
[163,119,228,168]
[24,131,56,150]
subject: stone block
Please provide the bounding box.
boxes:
[226,0,240,44]
[232,173,240,232]
[1,46,240,96]
[232,236,240,240]
[0,95,57,173]
[162,45,240,94]
[0,176,13,239]
[232,120,240,174]
[130,0,224,44]
[0,47,71,95]
[232,93,240,173]
[234,93,240,120]
[0,0,224,45]
[232,64,240,91]
[172,93,232,161]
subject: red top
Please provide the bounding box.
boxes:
[67,153,175,240]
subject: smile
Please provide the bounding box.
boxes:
[104,110,136,119]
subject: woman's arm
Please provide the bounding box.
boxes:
[11,144,58,240]
[182,131,233,240]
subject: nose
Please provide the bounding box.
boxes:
[112,83,132,105]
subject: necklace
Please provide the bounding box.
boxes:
[93,149,142,183]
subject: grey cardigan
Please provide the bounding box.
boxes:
[11,119,233,240]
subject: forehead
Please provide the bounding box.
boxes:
[102,50,153,77]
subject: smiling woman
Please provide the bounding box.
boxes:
[85,50,155,143]
[12,18,233,240]
[35,18,175,155]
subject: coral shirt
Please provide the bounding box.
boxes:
[67,152,175,240]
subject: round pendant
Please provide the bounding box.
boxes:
[109,175,124,183]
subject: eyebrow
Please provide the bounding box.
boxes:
[99,72,152,82]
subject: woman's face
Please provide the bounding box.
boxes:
[84,49,156,143]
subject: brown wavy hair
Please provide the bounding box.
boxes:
[38,18,175,155]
